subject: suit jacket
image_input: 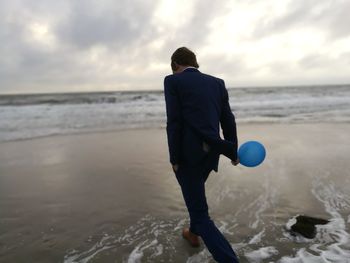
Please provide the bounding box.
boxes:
[164,67,238,172]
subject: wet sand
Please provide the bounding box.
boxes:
[0,123,350,262]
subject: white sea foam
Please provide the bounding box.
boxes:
[219,220,236,235]
[278,173,350,262]
[63,215,189,263]
[127,239,158,263]
[62,160,350,262]
[245,246,279,262]
[63,215,158,263]
[186,248,211,263]
[1,85,350,142]
[174,218,187,231]
[285,217,297,230]
[246,176,277,230]
[248,229,265,244]
[63,235,113,263]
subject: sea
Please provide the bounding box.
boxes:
[0,84,350,142]
[1,85,350,263]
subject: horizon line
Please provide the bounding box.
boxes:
[0,82,349,97]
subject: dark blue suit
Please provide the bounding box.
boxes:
[164,67,239,262]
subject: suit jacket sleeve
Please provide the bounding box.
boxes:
[220,80,238,157]
[164,76,182,165]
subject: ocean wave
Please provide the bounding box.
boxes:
[1,85,350,142]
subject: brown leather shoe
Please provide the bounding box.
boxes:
[182,228,200,247]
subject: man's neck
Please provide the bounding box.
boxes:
[174,65,196,74]
[182,66,197,71]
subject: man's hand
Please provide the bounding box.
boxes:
[172,164,179,173]
[231,158,239,166]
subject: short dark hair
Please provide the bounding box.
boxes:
[171,47,199,71]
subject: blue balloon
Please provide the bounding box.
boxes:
[238,141,266,167]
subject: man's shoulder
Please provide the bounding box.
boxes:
[164,74,173,80]
[164,72,225,87]
[164,74,178,85]
[200,72,225,84]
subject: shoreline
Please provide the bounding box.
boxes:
[1,122,349,262]
[1,121,349,145]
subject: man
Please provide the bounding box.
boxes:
[164,47,240,263]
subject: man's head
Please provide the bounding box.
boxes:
[171,47,199,73]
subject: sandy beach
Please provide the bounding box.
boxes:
[0,123,350,262]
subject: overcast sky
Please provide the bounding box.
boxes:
[1,0,350,94]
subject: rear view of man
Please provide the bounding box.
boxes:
[164,47,239,262]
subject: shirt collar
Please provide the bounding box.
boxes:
[182,66,199,72]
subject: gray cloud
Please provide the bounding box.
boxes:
[157,0,232,62]
[0,0,162,93]
[298,51,350,74]
[200,53,248,79]
[55,0,159,49]
[178,1,231,46]
[253,0,350,40]
[0,0,349,94]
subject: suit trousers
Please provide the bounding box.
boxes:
[175,161,239,263]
